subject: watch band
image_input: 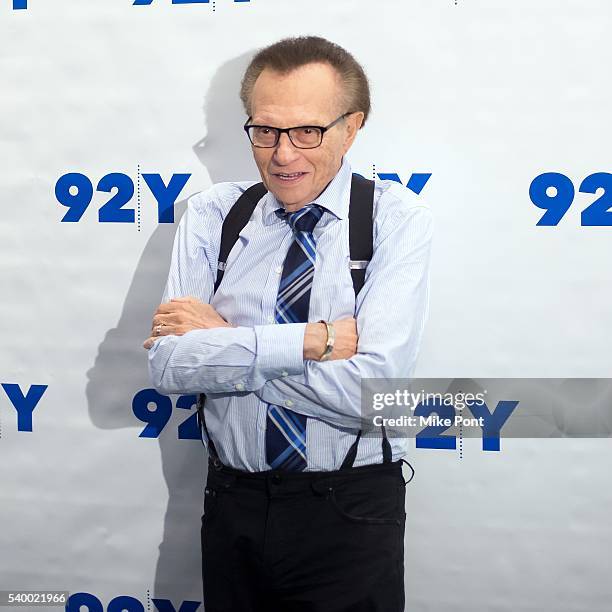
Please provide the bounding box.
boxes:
[318,320,335,361]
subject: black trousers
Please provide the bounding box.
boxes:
[200,454,407,611]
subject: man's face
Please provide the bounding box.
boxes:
[248,62,364,212]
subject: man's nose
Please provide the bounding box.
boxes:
[273,132,300,164]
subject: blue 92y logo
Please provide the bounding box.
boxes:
[530,172,612,226]
[55,173,190,223]
[133,389,202,440]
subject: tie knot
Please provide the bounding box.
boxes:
[276,204,324,233]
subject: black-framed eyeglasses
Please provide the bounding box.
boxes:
[243,112,352,149]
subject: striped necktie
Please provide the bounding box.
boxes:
[265,203,324,471]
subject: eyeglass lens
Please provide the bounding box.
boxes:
[249,126,322,148]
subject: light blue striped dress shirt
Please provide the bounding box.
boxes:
[148,156,433,471]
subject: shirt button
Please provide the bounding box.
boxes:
[235,383,245,391]
[267,315,275,323]
[285,399,294,407]
[281,371,289,377]
[275,266,282,274]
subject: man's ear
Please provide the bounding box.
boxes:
[353,111,365,131]
[342,111,365,153]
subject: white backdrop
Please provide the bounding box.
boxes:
[1,1,611,610]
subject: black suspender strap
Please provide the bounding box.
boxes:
[213,182,268,294]
[347,173,375,298]
[380,425,393,464]
[339,429,362,470]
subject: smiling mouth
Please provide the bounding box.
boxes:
[273,172,307,182]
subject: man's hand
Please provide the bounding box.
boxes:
[143,296,234,349]
[303,318,358,361]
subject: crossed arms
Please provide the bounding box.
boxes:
[146,191,433,430]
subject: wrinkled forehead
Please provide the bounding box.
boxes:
[250,63,344,126]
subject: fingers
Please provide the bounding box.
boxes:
[146,298,203,349]
[142,336,160,350]
[155,300,195,314]
[151,322,166,333]
[170,296,201,303]
[155,302,181,314]
[156,297,205,314]
[149,300,228,346]
[152,313,175,328]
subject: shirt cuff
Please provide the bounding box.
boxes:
[254,322,307,381]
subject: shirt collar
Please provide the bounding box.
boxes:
[261,156,352,226]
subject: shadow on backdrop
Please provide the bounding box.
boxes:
[85,51,260,602]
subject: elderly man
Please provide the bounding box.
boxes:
[144,36,432,612]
